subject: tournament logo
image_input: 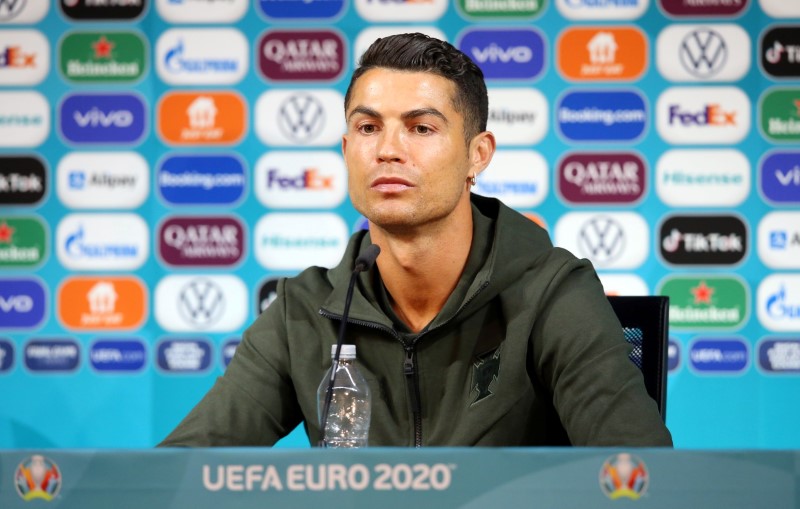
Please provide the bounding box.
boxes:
[156,28,248,86]
[60,0,146,20]
[656,149,750,207]
[657,86,750,144]
[757,212,800,269]
[258,0,344,19]
[222,338,240,368]
[254,213,348,270]
[0,91,49,148]
[656,24,750,82]
[557,89,647,142]
[760,151,800,204]
[759,88,800,143]
[57,152,149,209]
[157,0,248,23]
[458,28,545,81]
[157,154,246,206]
[659,0,748,16]
[258,29,345,82]
[557,26,647,81]
[759,0,800,18]
[689,338,749,374]
[90,339,146,372]
[60,31,146,83]
[599,453,648,500]
[14,455,62,501]
[757,274,800,332]
[457,0,543,19]
[255,151,347,209]
[0,277,46,330]
[487,88,548,145]
[56,213,149,271]
[0,156,46,206]
[660,214,747,266]
[24,339,80,372]
[58,276,147,331]
[59,93,147,145]
[658,275,748,330]
[157,91,246,145]
[258,277,281,314]
[558,152,646,204]
[554,212,649,269]
[0,0,49,23]
[474,150,548,208]
[155,275,248,332]
[156,339,212,373]
[761,27,800,79]
[0,338,13,372]
[556,0,648,20]
[0,29,49,85]
[255,89,344,146]
[0,216,46,267]
[158,216,245,267]
[354,0,447,22]
[758,339,800,374]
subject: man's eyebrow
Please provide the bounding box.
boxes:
[347,106,448,124]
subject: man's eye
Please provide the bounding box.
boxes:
[414,125,430,134]
[360,125,376,134]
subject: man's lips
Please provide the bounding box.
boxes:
[371,176,414,192]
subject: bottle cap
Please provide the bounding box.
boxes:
[331,344,356,359]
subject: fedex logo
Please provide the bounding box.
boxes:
[0,46,36,67]
[267,168,333,190]
[668,104,736,126]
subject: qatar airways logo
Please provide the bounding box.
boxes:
[558,152,645,204]
[258,30,344,82]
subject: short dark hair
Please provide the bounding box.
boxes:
[344,33,488,144]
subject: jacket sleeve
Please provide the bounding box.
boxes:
[530,254,673,447]
[157,278,304,447]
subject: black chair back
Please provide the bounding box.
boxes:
[607,295,669,421]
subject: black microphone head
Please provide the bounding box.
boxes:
[354,244,381,272]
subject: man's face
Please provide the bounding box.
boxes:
[342,68,480,232]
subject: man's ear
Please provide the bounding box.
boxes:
[470,131,496,177]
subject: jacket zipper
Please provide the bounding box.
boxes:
[318,280,490,447]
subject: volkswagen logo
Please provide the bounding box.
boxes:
[0,0,27,20]
[278,93,326,143]
[680,28,727,79]
[178,278,225,328]
[578,216,626,266]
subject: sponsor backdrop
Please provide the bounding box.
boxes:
[0,0,798,449]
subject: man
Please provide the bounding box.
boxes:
[160,33,672,447]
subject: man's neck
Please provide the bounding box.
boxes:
[369,200,474,333]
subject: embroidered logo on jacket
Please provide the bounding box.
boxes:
[471,347,501,405]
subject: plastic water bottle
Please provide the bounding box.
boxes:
[317,344,371,448]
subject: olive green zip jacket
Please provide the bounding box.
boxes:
[160,195,672,447]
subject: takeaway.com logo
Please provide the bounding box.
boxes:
[158,91,246,146]
[557,26,647,81]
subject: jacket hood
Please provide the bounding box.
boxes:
[320,195,555,330]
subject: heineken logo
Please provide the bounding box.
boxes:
[458,0,543,18]
[0,217,46,267]
[59,31,146,83]
[659,276,748,330]
[760,88,800,142]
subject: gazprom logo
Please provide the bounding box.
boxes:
[458,28,545,80]
[557,90,647,142]
[757,274,800,332]
[689,338,749,374]
[156,29,248,86]
[474,150,548,208]
[157,154,246,206]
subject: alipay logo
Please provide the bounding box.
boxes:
[757,212,800,269]
[57,152,149,209]
[487,88,548,145]
[157,0,248,23]
[459,28,545,80]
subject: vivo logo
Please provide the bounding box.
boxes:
[0,295,33,313]
[458,29,545,80]
[73,108,133,128]
[473,44,532,63]
[760,151,800,204]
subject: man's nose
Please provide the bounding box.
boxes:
[376,125,405,163]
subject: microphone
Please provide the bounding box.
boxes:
[319,244,381,447]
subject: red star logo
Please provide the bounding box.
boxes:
[794,99,800,117]
[92,36,114,59]
[0,222,15,243]
[690,281,714,305]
